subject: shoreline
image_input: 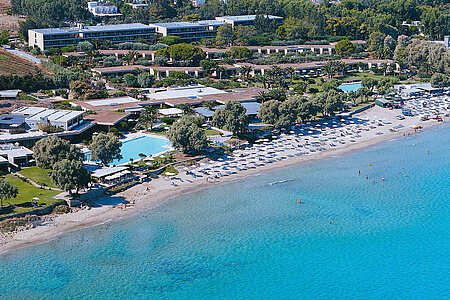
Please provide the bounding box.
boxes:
[1,107,448,255]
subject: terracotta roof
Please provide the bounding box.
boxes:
[84,111,131,126]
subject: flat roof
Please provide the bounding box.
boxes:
[146,86,226,100]
[0,114,26,125]
[12,107,84,123]
[0,89,21,98]
[30,23,155,35]
[91,166,129,178]
[151,20,225,29]
[158,108,183,116]
[84,111,130,126]
[216,15,283,21]
[86,96,140,107]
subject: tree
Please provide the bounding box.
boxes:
[257,91,270,103]
[88,133,122,165]
[159,35,181,46]
[77,41,93,53]
[139,106,159,131]
[69,80,107,100]
[216,25,233,46]
[335,39,355,57]
[0,179,18,208]
[124,50,138,65]
[33,136,83,169]
[233,25,257,46]
[226,46,252,60]
[138,72,155,88]
[239,65,253,81]
[200,60,219,77]
[178,103,195,115]
[430,73,450,88]
[212,100,248,135]
[167,43,206,66]
[361,77,378,92]
[284,67,296,85]
[124,74,139,87]
[51,159,90,195]
[257,100,280,125]
[368,32,386,58]
[0,30,10,45]
[216,66,227,79]
[201,100,216,111]
[167,117,207,153]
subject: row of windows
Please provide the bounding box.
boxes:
[43,30,155,40]
[43,35,154,47]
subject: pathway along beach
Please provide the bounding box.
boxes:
[0,106,447,254]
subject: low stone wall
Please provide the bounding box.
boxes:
[350,103,375,116]
[0,200,64,221]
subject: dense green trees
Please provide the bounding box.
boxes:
[51,159,91,195]
[167,116,207,153]
[137,72,155,88]
[212,100,248,135]
[430,73,450,88]
[69,80,108,100]
[89,133,122,166]
[167,44,206,66]
[138,106,159,131]
[335,39,355,57]
[0,179,18,208]
[33,136,84,169]
[11,0,90,27]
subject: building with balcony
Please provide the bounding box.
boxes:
[88,1,122,17]
[150,20,226,43]
[28,23,156,51]
[215,15,283,27]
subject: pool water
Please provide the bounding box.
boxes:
[84,135,171,165]
[339,82,362,92]
[113,135,171,165]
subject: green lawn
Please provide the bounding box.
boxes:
[19,166,57,188]
[0,174,61,216]
[204,129,222,136]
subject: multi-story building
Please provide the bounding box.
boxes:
[215,15,283,27]
[28,23,156,51]
[88,1,122,17]
[150,20,225,43]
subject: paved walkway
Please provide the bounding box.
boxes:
[5,48,42,64]
[12,171,62,191]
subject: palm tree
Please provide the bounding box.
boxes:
[202,100,216,111]
[239,65,253,82]
[92,38,101,50]
[139,106,159,132]
[255,74,269,89]
[284,66,296,85]
[124,50,138,66]
[257,91,270,103]
[178,103,195,115]
[270,66,284,87]
[216,66,227,79]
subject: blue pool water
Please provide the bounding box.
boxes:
[113,135,170,165]
[339,82,362,92]
[1,125,450,299]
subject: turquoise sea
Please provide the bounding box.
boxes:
[1,124,450,299]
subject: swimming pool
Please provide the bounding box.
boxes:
[338,82,362,92]
[87,135,171,165]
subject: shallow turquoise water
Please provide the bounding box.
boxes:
[339,82,362,92]
[1,124,450,299]
[113,136,170,165]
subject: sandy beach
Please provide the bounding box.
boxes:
[1,105,448,254]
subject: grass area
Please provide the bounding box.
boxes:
[347,99,375,111]
[0,174,60,216]
[204,129,222,136]
[161,165,179,176]
[0,54,11,60]
[18,166,56,188]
